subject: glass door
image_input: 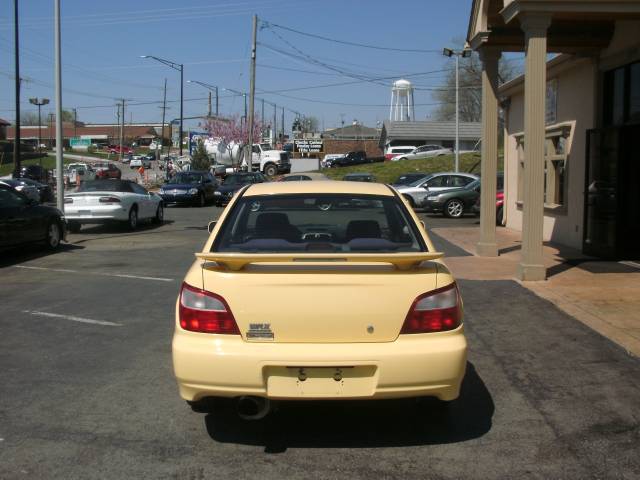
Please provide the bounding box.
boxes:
[583,128,619,258]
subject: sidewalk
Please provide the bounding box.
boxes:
[433,225,640,357]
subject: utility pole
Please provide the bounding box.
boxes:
[273,103,277,145]
[73,108,77,137]
[281,107,285,141]
[160,78,167,162]
[119,99,125,162]
[261,98,264,130]
[443,47,471,172]
[49,113,53,147]
[13,0,21,177]
[246,14,258,171]
[208,91,212,118]
[54,0,64,211]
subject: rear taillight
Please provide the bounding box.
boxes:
[98,196,121,204]
[64,197,73,204]
[178,282,239,334]
[401,283,462,334]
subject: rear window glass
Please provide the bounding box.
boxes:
[213,194,426,253]
[78,180,132,193]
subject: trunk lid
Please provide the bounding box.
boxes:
[198,253,441,343]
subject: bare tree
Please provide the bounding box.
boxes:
[432,45,521,122]
[20,112,40,126]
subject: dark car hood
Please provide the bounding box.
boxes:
[162,183,202,190]
[218,183,249,193]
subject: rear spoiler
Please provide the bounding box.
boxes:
[195,251,443,271]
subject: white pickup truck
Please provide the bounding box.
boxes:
[65,163,96,186]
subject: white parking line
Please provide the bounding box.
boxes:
[14,265,174,282]
[23,310,122,327]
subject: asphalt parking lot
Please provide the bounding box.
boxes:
[1,206,638,479]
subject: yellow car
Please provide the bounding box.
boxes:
[172,181,467,419]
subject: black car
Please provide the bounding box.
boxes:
[343,173,376,182]
[16,164,50,184]
[12,177,54,203]
[214,172,268,206]
[279,174,312,182]
[0,183,66,250]
[159,171,218,207]
[326,151,368,168]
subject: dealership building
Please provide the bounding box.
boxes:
[468,0,640,280]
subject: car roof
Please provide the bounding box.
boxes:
[245,180,392,197]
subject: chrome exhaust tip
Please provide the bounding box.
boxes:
[235,396,271,421]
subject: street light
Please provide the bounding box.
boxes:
[222,87,247,125]
[141,55,184,155]
[443,47,472,172]
[187,80,218,117]
[28,97,49,163]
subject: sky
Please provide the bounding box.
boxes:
[0,0,478,133]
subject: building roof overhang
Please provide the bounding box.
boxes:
[468,0,640,53]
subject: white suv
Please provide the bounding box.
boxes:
[385,145,416,161]
[393,145,452,161]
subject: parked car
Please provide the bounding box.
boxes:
[396,172,479,208]
[326,151,368,168]
[321,154,344,168]
[384,145,416,161]
[65,163,96,186]
[0,183,66,250]
[213,172,268,207]
[93,162,122,180]
[472,173,505,224]
[172,181,467,418]
[64,179,163,232]
[343,173,376,182]
[423,179,482,218]
[394,145,452,162]
[391,172,430,187]
[0,179,41,203]
[160,171,218,207]
[16,164,49,184]
[279,174,312,182]
[8,178,53,203]
[107,145,133,155]
[130,156,151,169]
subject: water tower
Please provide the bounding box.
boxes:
[389,79,415,122]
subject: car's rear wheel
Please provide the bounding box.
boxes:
[444,199,464,218]
[45,221,61,250]
[67,221,81,233]
[153,203,164,224]
[127,206,138,230]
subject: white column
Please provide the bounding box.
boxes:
[476,47,501,257]
[518,14,551,281]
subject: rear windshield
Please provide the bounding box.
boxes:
[78,180,132,193]
[213,194,426,253]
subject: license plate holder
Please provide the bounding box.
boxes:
[266,366,376,398]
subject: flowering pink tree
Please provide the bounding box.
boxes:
[201,115,263,168]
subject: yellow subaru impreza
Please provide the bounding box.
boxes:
[172,181,467,419]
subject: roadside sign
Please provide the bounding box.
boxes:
[70,137,91,147]
[294,139,323,153]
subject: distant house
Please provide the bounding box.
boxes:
[0,118,9,140]
[379,120,481,151]
[322,123,383,158]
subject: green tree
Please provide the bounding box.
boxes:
[191,141,211,170]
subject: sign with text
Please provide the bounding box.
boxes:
[294,139,323,153]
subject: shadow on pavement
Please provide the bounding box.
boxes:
[70,220,175,243]
[0,242,85,268]
[203,362,493,452]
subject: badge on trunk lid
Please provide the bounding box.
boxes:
[247,323,274,340]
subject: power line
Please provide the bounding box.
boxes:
[262,20,442,53]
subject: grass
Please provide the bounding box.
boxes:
[0,155,77,176]
[318,152,502,184]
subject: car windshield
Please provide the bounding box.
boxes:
[78,180,131,192]
[223,175,252,186]
[172,173,203,184]
[213,194,425,253]
[407,174,433,187]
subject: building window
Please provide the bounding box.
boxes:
[515,124,571,208]
[604,60,640,126]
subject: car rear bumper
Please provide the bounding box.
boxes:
[173,327,467,402]
[65,205,129,222]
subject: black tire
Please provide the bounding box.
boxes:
[264,163,277,177]
[127,206,138,230]
[496,206,504,225]
[397,157,407,162]
[153,203,164,224]
[197,193,205,208]
[444,199,464,218]
[403,194,416,208]
[67,221,81,233]
[45,220,62,250]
